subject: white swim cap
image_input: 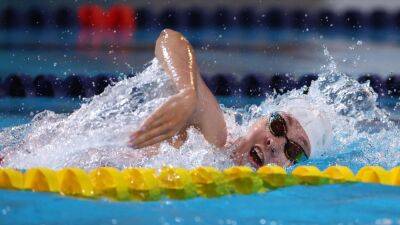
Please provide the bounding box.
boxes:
[279,97,332,158]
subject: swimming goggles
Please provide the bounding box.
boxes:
[268,112,309,164]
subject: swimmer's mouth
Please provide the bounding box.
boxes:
[249,146,264,168]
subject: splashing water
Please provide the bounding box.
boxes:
[260,47,400,169]
[0,59,232,170]
[0,50,399,170]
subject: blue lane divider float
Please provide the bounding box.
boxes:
[0,6,19,29]
[0,74,399,98]
[185,7,204,29]
[54,7,76,28]
[27,7,46,28]
[2,6,400,30]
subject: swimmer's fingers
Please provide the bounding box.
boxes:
[131,109,172,139]
[140,108,170,131]
[130,91,195,148]
[132,107,171,137]
[131,130,175,149]
[130,121,176,148]
[132,116,165,138]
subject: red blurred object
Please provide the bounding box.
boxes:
[107,5,136,30]
[78,4,106,29]
[78,4,135,30]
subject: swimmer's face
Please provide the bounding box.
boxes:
[232,112,311,168]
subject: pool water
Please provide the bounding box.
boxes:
[1,183,399,225]
[1,26,400,225]
[4,29,400,76]
[0,94,399,224]
[0,96,399,129]
[0,55,399,171]
[0,98,80,127]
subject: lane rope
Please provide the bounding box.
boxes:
[0,165,399,201]
[1,74,397,98]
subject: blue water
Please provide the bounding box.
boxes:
[3,29,400,76]
[1,96,399,129]
[0,96,399,224]
[0,98,81,128]
[0,183,399,225]
[2,27,400,224]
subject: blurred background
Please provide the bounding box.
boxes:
[1,0,400,127]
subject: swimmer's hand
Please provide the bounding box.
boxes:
[129,88,197,148]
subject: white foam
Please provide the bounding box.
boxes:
[1,51,399,170]
[260,47,400,167]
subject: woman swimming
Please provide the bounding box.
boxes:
[0,29,336,169]
[128,29,332,168]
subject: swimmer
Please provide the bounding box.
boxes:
[129,29,332,168]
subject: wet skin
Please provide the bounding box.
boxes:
[129,29,311,167]
[232,113,311,168]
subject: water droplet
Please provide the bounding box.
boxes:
[194,216,201,223]
[175,217,183,223]
[1,206,10,215]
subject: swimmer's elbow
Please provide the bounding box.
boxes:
[157,29,186,47]
[155,29,192,61]
[160,28,181,37]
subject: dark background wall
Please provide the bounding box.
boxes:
[2,0,400,12]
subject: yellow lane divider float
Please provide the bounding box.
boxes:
[0,165,399,201]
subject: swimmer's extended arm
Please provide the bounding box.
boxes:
[129,29,227,148]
